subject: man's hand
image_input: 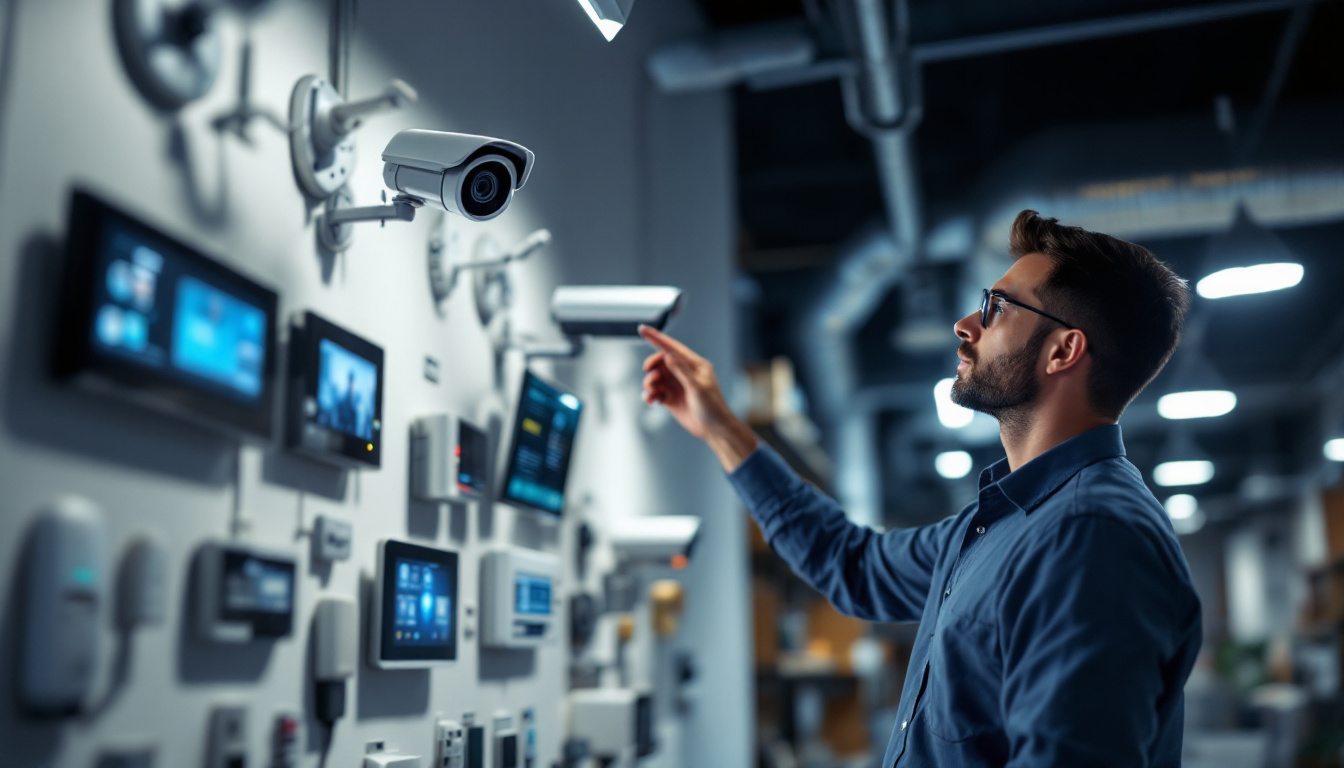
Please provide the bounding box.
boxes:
[639,325,759,472]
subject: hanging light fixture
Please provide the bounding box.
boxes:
[933,378,973,429]
[1153,430,1215,487]
[1157,348,1236,420]
[1196,204,1303,299]
[1163,494,1206,535]
[935,450,972,479]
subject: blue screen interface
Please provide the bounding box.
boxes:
[316,338,378,441]
[504,374,582,514]
[91,227,267,401]
[392,556,453,647]
[515,573,552,616]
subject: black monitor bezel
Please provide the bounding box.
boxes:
[285,311,385,468]
[499,370,583,516]
[53,189,280,439]
[377,539,459,664]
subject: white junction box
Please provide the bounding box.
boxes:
[480,548,560,648]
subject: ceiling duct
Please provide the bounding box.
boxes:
[646,20,817,93]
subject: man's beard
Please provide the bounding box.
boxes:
[950,325,1050,427]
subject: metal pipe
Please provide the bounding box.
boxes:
[746,0,1313,93]
[910,0,1309,64]
[1238,0,1315,162]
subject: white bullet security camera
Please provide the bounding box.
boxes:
[551,285,683,337]
[382,130,534,222]
[608,516,701,566]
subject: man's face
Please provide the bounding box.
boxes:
[950,254,1056,418]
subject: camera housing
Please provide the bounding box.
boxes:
[382,130,534,222]
[550,286,683,337]
[608,515,701,566]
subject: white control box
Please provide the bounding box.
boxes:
[480,549,560,648]
[568,689,654,758]
[410,414,488,502]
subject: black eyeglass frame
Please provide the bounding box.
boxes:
[979,289,1075,330]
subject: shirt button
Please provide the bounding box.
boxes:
[901,720,908,730]
[976,525,986,535]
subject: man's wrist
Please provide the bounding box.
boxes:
[705,417,759,473]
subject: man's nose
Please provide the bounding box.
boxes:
[954,311,980,343]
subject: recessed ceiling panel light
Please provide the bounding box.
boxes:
[1157,390,1237,420]
[1153,460,1215,487]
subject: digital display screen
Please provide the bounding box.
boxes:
[515,572,552,616]
[501,371,582,515]
[89,229,268,402]
[378,540,457,663]
[392,556,453,647]
[287,312,384,469]
[316,338,378,441]
[219,552,294,618]
[57,191,278,438]
[457,420,487,495]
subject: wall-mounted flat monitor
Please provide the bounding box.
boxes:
[54,190,279,439]
[499,370,583,516]
[369,539,458,669]
[285,311,384,469]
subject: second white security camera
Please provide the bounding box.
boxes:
[551,285,683,337]
[382,129,534,222]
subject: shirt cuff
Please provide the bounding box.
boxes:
[727,443,805,521]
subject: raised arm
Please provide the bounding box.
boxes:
[639,325,952,622]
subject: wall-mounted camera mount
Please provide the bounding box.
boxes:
[428,228,551,306]
[114,0,223,110]
[317,188,422,253]
[289,76,418,200]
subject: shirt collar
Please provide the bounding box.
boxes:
[976,424,1126,514]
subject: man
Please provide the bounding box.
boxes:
[638,210,1202,767]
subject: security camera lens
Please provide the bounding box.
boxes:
[461,159,512,219]
[470,171,498,204]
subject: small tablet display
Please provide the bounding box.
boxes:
[286,312,384,468]
[54,190,279,438]
[371,540,458,668]
[499,371,583,515]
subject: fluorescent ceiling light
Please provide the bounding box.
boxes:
[1157,390,1237,420]
[1163,494,1198,520]
[1325,438,1344,462]
[934,378,973,429]
[1153,460,1215,487]
[935,451,973,479]
[576,0,629,41]
[1195,263,1303,299]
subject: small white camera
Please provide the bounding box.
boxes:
[608,515,700,565]
[382,130,534,222]
[551,285,683,337]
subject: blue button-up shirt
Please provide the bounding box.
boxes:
[729,424,1201,767]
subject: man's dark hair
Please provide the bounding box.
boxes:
[1009,210,1190,419]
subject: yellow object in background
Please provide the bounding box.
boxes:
[522,418,542,436]
[651,580,685,637]
[617,613,636,643]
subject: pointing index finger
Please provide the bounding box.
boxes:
[638,325,697,363]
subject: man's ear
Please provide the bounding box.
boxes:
[1045,329,1088,375]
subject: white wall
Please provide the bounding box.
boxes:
[0,0,751,766]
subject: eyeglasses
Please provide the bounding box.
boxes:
[979,289,1075,330]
